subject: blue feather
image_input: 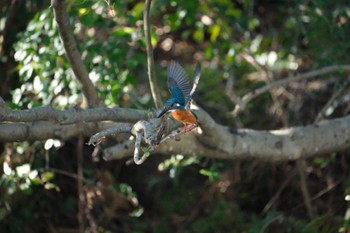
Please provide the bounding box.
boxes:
[159,61,201,119]
[185,62,201,108]
[167,61,191,105]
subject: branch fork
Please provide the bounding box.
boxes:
[88,114,200,165]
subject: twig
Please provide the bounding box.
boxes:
[77,136,85,233]
[231,65,350,116]
[240,51,316,217]
[261,169,297,214]
[40,167,82,180]
[143,0,162,109]
[297,160,315,218]
[51,0,100,107]
[315,82,349,122]
[225,75,244,107]
[290,179,341,213]
[159,124,198,144]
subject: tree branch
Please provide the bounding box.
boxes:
[230,65,350,116]
[96,105,350,162]
[0,121,128,141]
[155,111,350,161]
[1,102,349,162]
[144,0,162,109]
[0,98,147,124]
[88,126,133,146]
[51,0,100,107]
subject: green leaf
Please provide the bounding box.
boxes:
[193,29,204,43]
[41,171,55,183]
[210,24,221,42]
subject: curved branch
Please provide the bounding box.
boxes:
[133,129,148,164]
[159,110,350,161]
[88,126,133,146]
[105,108,350,162]
[51,0,100,107]
[130,119,161,164]
[0,99,147,124]
[231,65,350,116]
[0,121,126,141]
[144,0,162,109]
[1,98,349,162]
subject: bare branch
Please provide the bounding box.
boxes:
[0,99,147,124]
[130,119,161,164]
[51,0,100,107]
[144,0,162,109]
[133,129,148,164]
[98,104,350,162]
[315,84,349,122]
[297,160,315,218]
[231,65,350,116]
[103,140,134,161]
[88,126,132,146]
[0,121,125,142]
[1,98,349,162]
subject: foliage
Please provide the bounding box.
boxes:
[1,0,350,232]
[13,1,148,110]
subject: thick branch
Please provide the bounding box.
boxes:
[105,109,350,162]
[161,110,350,161]
[1,99,349,161]
[144,0,162,109]
[0,121,126,141]
[0,100,147,124]
[51,0,99,107]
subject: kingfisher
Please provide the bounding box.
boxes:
[158,61,201,133]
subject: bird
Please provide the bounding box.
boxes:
[158,61,201,133]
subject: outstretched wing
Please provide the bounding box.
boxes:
[167,61,191,106]
[185,62,201,109]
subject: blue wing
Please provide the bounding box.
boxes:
[185,62,201,108]
[167,61,191,106]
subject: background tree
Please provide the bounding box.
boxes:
[1,0,350,232]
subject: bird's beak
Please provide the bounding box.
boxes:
[158,106,172,118]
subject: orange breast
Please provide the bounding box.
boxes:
[171,109,198,125]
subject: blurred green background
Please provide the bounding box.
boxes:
[1,0,350,232]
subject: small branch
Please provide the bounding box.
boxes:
[315,84,349,122]
[262,169,297,214]
[88,126,132,146]
[40,167,82,180]
[51,0,100,107]
[88,118,161,164]
[231,65,350,116]
[77,136,85,233]
[225,75,245,111]
[297,160,315,218]
[144,0,162,109]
